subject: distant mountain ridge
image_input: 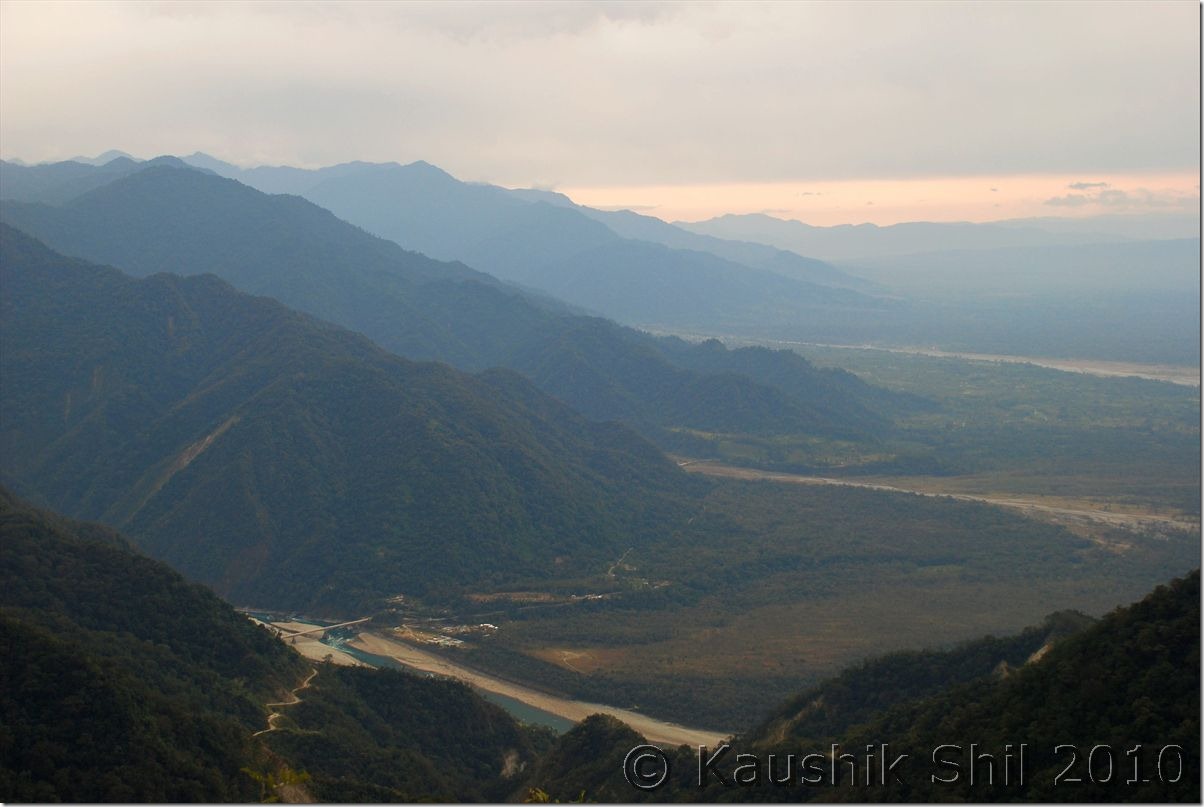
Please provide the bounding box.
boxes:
[0,161,897,442]
[675,210,1199,364]
[171,153,884,329]
[845,237,1201,297]
[178,153,864,286]
[680,211,1135,261]
[170,154,1198,367]
[0,154,197,204]
[67,149,139,165]
[505,186,871,290]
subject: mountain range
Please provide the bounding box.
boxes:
[184,154,1199,366]
[0,159,898,441]
[180,155,882,330]
[838,238,1201,298]
[1,148,1198,804]
[681,211,1140,262]
[0,224,706,611]
[7,153,1195,365]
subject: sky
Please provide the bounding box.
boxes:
[0,0,1198,225]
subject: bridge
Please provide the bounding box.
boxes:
[274,616,372,639]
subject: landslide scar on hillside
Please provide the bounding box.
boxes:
[130,414,242,516]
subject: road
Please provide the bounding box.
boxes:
[678,459,1198,534]
[349,632,730,748]
[254,667,317,737]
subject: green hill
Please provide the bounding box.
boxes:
[518,715,649,803]
[814,571,1200,802]
[0,489,555,801]
[0,487,308,801]
[0,224,701,612]
[261,662,554,802]
[746,610,1098,750]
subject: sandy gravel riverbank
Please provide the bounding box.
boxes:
[350,631,729,748]
[269,621,367,667]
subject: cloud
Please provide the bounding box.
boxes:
[1067,181,1110,190]
[796,191,823,197]
[0,1,1198,184]
[1044,186,1197,210]
[135,1,682,43]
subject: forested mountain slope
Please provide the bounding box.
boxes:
[0,490,553,801]
[0,225,702,611]
[0,488,307,801]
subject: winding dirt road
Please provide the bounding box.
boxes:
[253,668,318,737]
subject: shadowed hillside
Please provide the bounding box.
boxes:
[0,225,703,611]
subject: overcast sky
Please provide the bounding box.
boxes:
[0,0,1198,224]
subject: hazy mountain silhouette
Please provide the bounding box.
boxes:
[0,155,192,204]
[506,186,870,289]
[996,212,1199,241]
[681,212,1132,261]
[0,163,895,440]
[64,149,139,166]
[174,155,882,329]
[845,238,1201,297]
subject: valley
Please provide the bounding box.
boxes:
[1,3,1198,802]
[347,631,729,748]
[233,467,1196,733]
[2,212,1195,742]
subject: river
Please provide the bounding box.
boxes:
[340,631,730,748]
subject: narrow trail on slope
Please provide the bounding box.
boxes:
[253,667,318,737]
